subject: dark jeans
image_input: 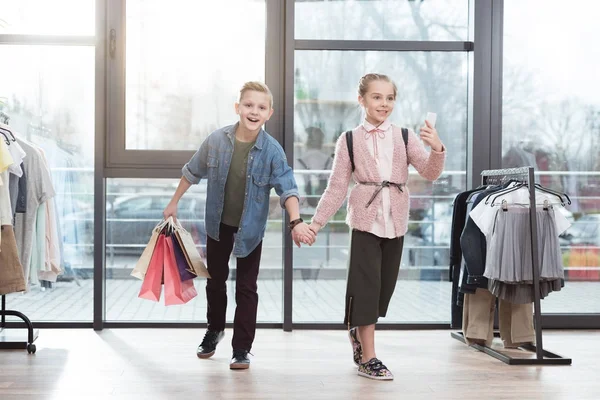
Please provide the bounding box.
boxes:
[206,223,262,351]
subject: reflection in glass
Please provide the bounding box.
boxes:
[293,51,468,322]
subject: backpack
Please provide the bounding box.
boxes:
[297,156,332,207]
[345,127,409,172]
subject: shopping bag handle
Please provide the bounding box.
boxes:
[154,217,174,232]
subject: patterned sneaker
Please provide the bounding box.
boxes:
[357,358,394,381]
[348,327,363,366]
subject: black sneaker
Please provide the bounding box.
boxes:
[196,330,224,359]
[230,349,251,370]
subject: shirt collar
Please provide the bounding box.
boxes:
[225,122,265,150]
[362,118,391,133]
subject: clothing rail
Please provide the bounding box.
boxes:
[451,166,571,365]
[0,294,37,354]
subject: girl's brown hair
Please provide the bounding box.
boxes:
[358,73,397,99]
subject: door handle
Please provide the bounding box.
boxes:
[109,29,116,59]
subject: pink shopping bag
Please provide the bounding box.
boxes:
[163,236,198,306]
[138,234,165,302]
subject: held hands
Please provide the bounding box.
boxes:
[292,222,317,247]
[291,222,323,247]
[419,120,443,152]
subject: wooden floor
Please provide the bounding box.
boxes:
[0,329,598,400]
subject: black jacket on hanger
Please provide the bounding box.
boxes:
[449,188,481,327]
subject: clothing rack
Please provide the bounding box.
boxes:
[0,294,37,354]
[451,166,571,365]
[1,120,37,353]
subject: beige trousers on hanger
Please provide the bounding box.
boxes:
[462,288,535,347]
[0,225,26,295]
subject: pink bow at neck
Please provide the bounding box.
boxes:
[364,127,386,159]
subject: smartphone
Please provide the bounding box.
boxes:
[426,112,437,127]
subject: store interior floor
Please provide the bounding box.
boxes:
[1,329,598,399]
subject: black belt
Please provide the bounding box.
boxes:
[359,180,406,208]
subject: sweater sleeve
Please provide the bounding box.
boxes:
[311,132,353,227]
[406,129,446,181]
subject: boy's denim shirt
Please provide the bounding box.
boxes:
[182,123,299,258]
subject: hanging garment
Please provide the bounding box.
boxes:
[0,171,12,227]
[9,163,27,216]
[13,139,56,287]
[470,185,571,237]
[462,288,535,348]
[6,140,26,177]
[459,187,505,293]
[469,185,569,303]
[29,202,47,286]
[449,189,483,327]
[488,278,563,304]
[485,207,565,283]
[0,139,13,172]
[0,225,26,295]
[39,198,62,282]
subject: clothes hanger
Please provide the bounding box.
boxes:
[0,124,15,141]
[490,183,565,207]
[485,181,526,205]
[0,130,9,145]
[533,183,571,205]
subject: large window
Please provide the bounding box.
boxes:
[0,45,95,321]
[292,50,468,322]
[124,0,265,151]
[295,0,469,41]
[503,0,600,313]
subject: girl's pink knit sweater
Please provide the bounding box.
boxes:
[312,125,446,236]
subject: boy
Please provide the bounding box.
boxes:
[163,81,315,369]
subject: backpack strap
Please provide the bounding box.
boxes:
[401,127,409,164]
[345,130,355,172]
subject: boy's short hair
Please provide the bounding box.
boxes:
[239,81,273,108]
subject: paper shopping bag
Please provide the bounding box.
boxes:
[172,220,210,279]
[163,236,198,306]
[171,232,197,281]
[138,234,165,302]
[131,219,170,280]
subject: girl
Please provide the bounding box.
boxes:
[308,73,445,380]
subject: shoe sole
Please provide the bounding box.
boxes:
[230,363,250,370]
[357,371,393,381]
[197,350,215,359]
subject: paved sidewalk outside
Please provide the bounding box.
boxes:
[4,279,599,322]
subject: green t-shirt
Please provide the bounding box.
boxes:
[221,138,256,227]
